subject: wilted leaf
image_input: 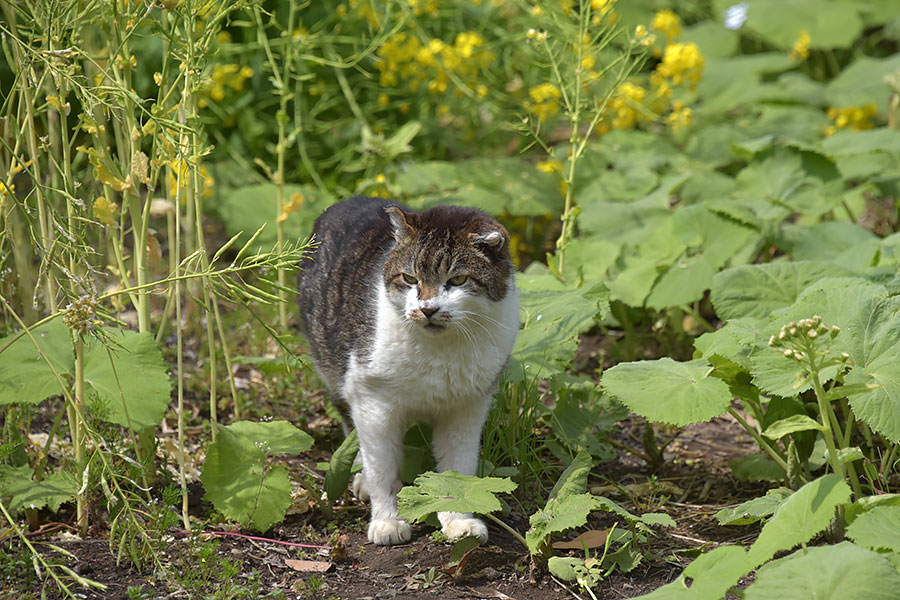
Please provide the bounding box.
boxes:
[551,529,610,550]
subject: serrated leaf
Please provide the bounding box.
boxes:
[396,471,516,523]
[748,474,852,566]
[846,493,900,524]
[745,542,900,600]
[601,358,733,426]
[0,464,78,514]
[83,329,172,430]
[200,423,308,532]
[547,450,592,501]
[547,556,581,582]
[0,322,172,431]
[639,513,676,528]
[762,415,824,439]
[631,545,751,600]
[716,487,793,525]
[224,420,313,454]
[710,261,854,320]
[846,505,900,553]
[508,284,605,381]
[324,430,359,504]
[526,493,601,555]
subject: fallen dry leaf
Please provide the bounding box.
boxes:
[551,529,609,550]
[284,559,333,573]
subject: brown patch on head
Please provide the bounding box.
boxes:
[382,205,513,301]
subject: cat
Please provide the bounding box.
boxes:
[297,196,519,545]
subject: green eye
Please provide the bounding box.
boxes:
[401,273,418,285]
[447,274,468,286]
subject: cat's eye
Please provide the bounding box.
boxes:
[447,274,468,286]
[401,273,418,285]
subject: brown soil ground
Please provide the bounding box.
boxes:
[9,410,765,600]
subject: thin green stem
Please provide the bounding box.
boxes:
[483,512,528,551]
[728,407,790,474]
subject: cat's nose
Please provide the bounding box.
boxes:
[421,307,439,318]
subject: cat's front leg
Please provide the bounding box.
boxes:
[432,402,491,543]
[352,402,411,545]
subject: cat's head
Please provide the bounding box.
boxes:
[382,205,514,333]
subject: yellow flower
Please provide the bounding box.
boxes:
[656,42,704,89]
[530,4,543,16]
[667,101,693,132]
[377,93,390,106]
[651,9,681,40]
[634,24,656,47]
[527,83,561,121]
[826,103,877,134]
[791,30,811,60]
[536,159,561,174]
[278,192,305,223]
[93,196,118,226]
[167,160,214,200]
[609,82,647,130]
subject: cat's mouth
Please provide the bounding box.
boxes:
[422,322,447,333]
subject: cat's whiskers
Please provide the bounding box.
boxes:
[458,309,515,331]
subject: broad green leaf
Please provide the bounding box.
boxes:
[710,261,854,320]
[547,557,581,582]
[729,454,785,482]
[324,429,359,505]
[216,183,334,250]
[748,474,852,566]
[782,281,900,441]
[0,465,78,513]
[201,422,310,532]
[526,493,601,555]
[710,0,864,48]
[715,487,793,526]
[790,222,880,270]
[646,206,758,309]
[846,494,900,524]
[762,415,824,439]
[508,284,606,381]
[639,513,676,528]
[631,545,751,600]
[681,21,739,58]
[547,385,620,462]
[695,54,793,115]
[395,158,562,217]
[694,317,764,370]
[745,542,900,600]
[0,322,172,431]
[0,321,75,405]
[83,329,172,430]
[601,358,732,426]
[847,505,900,553]
[548,450,592,501]
[224,420,313,455]
[825,54,900,110]
[396,471,516,523]
[820,127,900,156]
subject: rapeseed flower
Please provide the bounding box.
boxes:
[527,83,561,121]
[651,9,681,40]
[667,101,693,132]
[791,30,810,60]
[656,42,704,89]
[609,82,647,130]
[825,103,878,136]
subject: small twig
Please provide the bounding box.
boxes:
[551,575,587,600]
[173,530,330,550]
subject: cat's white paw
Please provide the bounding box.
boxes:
[351,473,370,501]
[441,517,488,543]
[368,518,412,545]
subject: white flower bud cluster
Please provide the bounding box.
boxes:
[62,295,100,334]
[768,315,849,366]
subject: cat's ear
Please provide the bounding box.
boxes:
[385,206,415,241]
[469,229,506,251]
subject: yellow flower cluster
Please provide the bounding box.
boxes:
[667,101,693,132]
[656,42,704,89]
[278,192,304,223]
[375,31,493,97]
[791,30,811,60]
[825,103,878,136]
[592,10,702,135]
[651,9,681,40]
[609,82,647,130]
[527,82,562,121]
[199,64,253,108]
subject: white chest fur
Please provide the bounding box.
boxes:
[342,278,519,418]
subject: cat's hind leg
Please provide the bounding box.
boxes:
[432,404,491,543]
